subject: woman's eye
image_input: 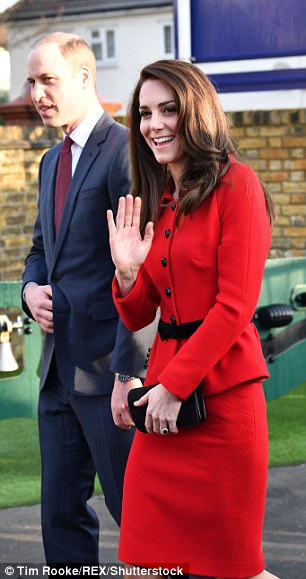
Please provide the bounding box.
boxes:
[140,111,151,118]
[164,106,177,114]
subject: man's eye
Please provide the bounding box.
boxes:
[41,77,56,83]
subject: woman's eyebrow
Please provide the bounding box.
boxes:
[139,100,176,110]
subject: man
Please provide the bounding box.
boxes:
[22,32,155,565]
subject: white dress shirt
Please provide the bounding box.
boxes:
[69,103,104,175]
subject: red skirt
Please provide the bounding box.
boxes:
[118,381,269,578]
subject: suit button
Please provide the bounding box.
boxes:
[52,274,60,283]
[161,257,167,267]
[165,288,172,297]
[170,315,176,324]
[171,202,176,211]
[165,229,171,238]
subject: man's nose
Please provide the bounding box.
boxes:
[31,83,46,102]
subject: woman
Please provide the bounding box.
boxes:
[107,60,279,579]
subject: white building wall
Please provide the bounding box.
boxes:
[7,7,173,115]
[0,47,10,92]
[7,6,305,113]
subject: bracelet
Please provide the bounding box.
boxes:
[114,373,137,383]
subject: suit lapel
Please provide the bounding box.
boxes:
[43,147,59,252]
[52,113,114,266]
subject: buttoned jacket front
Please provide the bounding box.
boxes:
[113,159,271,399]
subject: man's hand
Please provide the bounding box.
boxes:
[111,377,142,429]
[24,284,54,333]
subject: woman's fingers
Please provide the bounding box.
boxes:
[106,208,115,234]
[132,196,141,228]
[107,195,150,285]
[143,221,154,243]
[143,385,181,435]
[110,195,142,231]
[116,196,127,229]
[124,194,134,227]
[133,391,150,407]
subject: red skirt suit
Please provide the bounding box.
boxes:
[113,159,272,577]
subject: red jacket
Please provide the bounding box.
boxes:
[113,159,271,399]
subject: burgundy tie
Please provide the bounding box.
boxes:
[54,135,73,234]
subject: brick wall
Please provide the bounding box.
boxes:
[229,109,306,259]
[0,110,306,281]
[0,125,60,281]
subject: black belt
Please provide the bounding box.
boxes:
[158,318,203,341]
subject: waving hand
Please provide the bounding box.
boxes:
[107,195,154,296]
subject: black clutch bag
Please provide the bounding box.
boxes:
[128,384,206,434]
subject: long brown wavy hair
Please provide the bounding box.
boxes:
[128,59,274,236]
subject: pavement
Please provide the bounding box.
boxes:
[0,463,305,579]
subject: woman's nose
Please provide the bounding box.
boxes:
[150,113,164,130]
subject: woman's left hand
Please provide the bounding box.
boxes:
[134,383,182,435]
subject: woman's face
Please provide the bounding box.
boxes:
[139,78,188,181]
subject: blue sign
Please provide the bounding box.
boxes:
[174,0,306,92]
[190,0,306,62]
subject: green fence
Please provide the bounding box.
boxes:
[255,257,306,400]
[0,281,41,419]
[1,258,306,417]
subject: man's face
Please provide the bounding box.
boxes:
[27,42,87,133]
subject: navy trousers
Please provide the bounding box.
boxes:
[38,360,134,565]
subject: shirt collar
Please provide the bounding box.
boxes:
[69,104,104,148]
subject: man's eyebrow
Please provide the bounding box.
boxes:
[27,73,56,82]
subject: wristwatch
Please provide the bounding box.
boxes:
[114,373,137,383]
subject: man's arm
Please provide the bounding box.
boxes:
[110,315,159,429]
[22,157,49,322]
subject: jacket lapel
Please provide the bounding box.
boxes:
[43,147,59,253]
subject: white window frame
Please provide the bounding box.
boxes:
[89,27,118,66]
[160,21,175,58]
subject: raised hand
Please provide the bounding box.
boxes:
[107,195,154,295]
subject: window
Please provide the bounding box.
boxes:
[160,22,174,58]
[89,28,117,65]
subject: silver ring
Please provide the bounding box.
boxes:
[160,427,169,435]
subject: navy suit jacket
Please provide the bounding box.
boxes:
[22,111,156,395]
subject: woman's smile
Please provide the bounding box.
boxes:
[152,135,175,147]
